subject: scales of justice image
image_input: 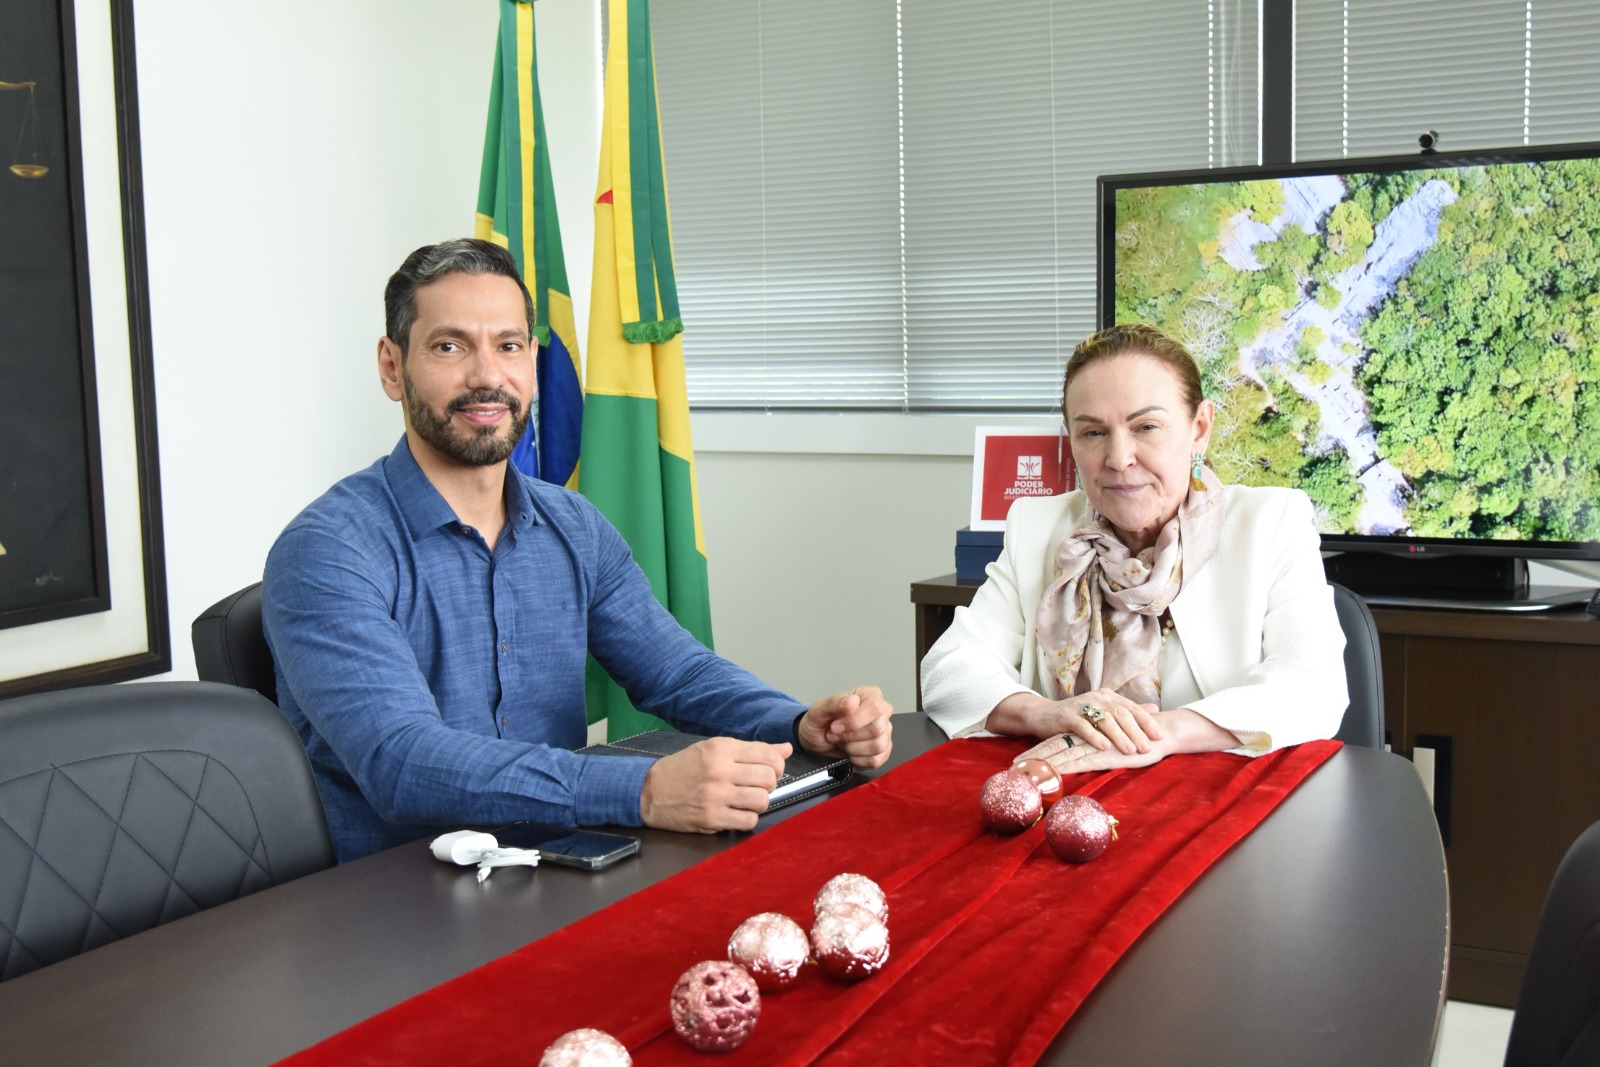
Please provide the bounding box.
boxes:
[1,73,53,561]
[2,77,49,179]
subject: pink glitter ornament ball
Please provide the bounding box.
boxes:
[814,872,888,924]
[810,901,890,982]
[539,1028,631,1067]
[979,768,1043,834]
[669,960,762,1052]
[1044,794,1119,863]
[728,912,810,993]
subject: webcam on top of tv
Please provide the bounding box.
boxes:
[1418,130,1440,154]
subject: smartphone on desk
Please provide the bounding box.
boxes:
[491,822,640,871]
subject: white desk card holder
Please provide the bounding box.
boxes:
[969,425,1074,532]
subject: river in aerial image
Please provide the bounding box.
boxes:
[1221,177,1457,535]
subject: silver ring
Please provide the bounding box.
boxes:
[1080,703,1107,727]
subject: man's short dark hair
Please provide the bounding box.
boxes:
[383,238,536,357]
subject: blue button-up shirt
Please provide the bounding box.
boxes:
[262,437,804,862]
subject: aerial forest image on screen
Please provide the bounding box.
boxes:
[1112,158,1600,542]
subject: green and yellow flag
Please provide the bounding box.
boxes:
[580,0,708,738]
[476,0,583,488]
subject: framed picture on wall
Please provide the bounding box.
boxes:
[0,0,168,698]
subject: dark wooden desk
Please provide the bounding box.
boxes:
[1370,603,1600,1004]
[912,572,1600,1006]
[0,716,1446,1066]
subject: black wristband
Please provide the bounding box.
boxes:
[791,709,808,752]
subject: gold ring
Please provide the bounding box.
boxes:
[1080,703,1107,726]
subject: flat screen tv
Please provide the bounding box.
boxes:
[1098,143,1600,609]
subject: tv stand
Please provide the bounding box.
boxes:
[1322,553,1592,613]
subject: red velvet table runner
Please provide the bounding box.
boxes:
[279,738,1338,1067]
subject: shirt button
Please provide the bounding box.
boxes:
[500,641,509,653]
[501,716,509,727]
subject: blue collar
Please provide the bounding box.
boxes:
[382,435,540,542]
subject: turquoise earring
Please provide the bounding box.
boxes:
[1190,452,1206,491]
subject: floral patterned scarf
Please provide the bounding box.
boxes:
[1035,464,1227,705]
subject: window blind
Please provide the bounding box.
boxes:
[903,0,1258,409]
[653,0,1257,411]
[652,0,903,410]
[1295,0,1600,159]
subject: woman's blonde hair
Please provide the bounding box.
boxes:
[1062,323,1204,415]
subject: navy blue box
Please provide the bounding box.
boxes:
[955,527,1003,583]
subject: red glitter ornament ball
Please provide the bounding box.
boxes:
[539,1028,631,1067]
[814,872,888,924]
[1043,794,1119,863]
[728,912,810,993]
[979,768,1043,834]
[810,902,890,982]
[1015,758,1065,807]
[669,960,762,1052]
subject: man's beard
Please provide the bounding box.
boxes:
[403,373,530,468]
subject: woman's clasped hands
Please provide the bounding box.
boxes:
[1009,687,1167,775]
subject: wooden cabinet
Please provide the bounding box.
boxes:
[909,574,1600,1007]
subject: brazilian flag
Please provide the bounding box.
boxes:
[476,0,582,488]
[579,0,711,738]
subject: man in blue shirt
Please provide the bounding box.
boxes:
[263,239,893,861]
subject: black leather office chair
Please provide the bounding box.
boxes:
[1503,819,1600,1067]
[1329,583,1385,748]
[192,581,276,703]
[0,681,334,981]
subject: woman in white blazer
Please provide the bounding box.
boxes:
[920,324,1347,774]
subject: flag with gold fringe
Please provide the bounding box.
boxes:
[476,0,583,487]
[579,0,709,738]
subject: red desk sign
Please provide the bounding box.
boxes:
[970,426,1074,531]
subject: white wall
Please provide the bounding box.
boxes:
[688,411,1058,712]
[696,448,969,715]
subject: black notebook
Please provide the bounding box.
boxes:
[578,730,853,811]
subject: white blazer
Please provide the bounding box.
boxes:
[921,485,1348,752]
